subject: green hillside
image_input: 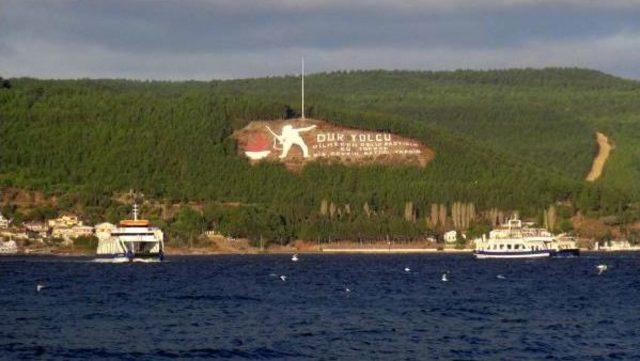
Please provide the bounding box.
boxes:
[1,68,639,244]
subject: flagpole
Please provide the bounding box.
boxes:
[301,57,305,119]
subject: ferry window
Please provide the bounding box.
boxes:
[499,244,504,250]
[514,244,520,250]
[507,244,512,250]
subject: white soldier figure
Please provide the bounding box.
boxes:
[267,124,317,158]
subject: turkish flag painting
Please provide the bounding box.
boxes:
[244,132,271,160]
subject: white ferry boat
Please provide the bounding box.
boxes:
[0,238,18,255]
[96,204,164,261]
[474,217,578,259]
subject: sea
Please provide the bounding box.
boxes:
[1,253,639,360]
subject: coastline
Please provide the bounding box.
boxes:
[7,246,640,257]
[319,248,472,254]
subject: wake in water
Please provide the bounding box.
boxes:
[92,257,161,264]
[132,258,161,263]
[92,257,130,263]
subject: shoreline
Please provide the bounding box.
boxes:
[319,248,471,253]
[6,247,640,257]
[12,248,474,256]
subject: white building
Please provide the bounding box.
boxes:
[51,225,93,241]
[23,221,48,237]
[48,215,83,229]
[48,214,93,243]
[0,239,18,254]
[0,213,10,229]
[600,240,640,251]
[444,230,459,244]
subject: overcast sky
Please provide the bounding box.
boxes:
[1,0,639,80]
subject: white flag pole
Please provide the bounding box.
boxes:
[301,57,305,119]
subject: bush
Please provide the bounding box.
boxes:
[558,219,574,233]
[167,207,204,246]
[73,235,98,249]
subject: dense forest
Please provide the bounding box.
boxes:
[1,68,640,245]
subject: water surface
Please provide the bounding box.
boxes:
[1,253,638,360]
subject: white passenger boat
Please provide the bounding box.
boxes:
[474,217,577,259]
[96,204,164,261]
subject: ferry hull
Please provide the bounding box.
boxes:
[474,250,551,259]
[550,248,580,258]
[94,252,164,262]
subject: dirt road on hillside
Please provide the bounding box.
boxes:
[586,132,612,182]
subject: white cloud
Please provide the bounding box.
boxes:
[1,0,639,80]
[1,30,639,80]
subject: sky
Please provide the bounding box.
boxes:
[1,0,639,80]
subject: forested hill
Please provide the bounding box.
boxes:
[1,68,640,243]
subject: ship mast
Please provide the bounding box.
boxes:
[132,203,139,221]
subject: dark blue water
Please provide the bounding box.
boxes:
[1,253,639,360]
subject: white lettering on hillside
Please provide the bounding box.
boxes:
[311,131,421,159]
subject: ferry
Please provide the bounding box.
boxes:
[96,204,165,262]
[474,217,579,259]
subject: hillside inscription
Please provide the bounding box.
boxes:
[233,118,434,170]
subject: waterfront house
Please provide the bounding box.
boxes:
[51,225,93,242]
[23,221,48,237]
[600,239,640,251]
[444,230,458,244]
[0,230,28,241]
[0,239,18,254]
[0,212,10,229]
[49,214,93,243]
[48,214,83,229]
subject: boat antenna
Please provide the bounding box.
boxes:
[301,56,305,119]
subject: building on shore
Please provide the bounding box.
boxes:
[444,230,466,244]
[48,215,83,229]
[51,225,93,242]
[0,238,18,254]
[0,212,10,229]
[444,230,457,244]
[48,214,93,243]
[23,221,48,237]
[0,230,28,241]
[599,239,640,251]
